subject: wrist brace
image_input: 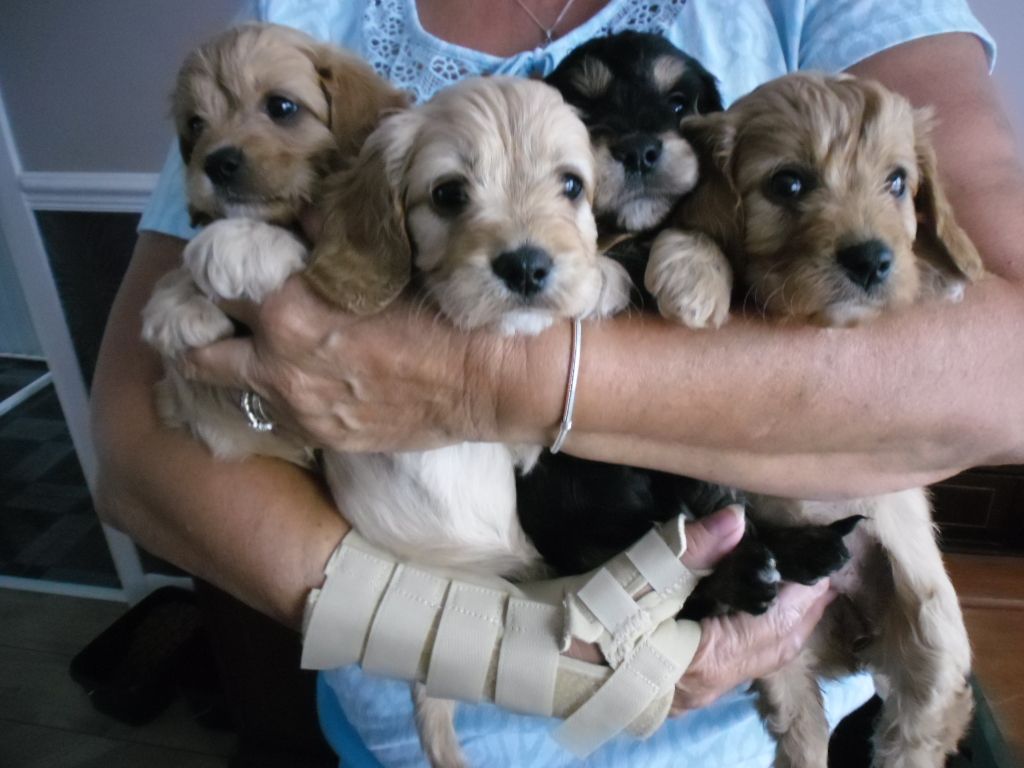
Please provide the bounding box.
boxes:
[301,518,705,757]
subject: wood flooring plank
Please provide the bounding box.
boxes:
[0,719,228,768]
[0,589,125,656]
[0,644,233,756]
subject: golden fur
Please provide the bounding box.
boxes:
[648,72,983,329]
[307,76,630,330]
[306,76,630,768]
[173,23,406,225]
[649,73,981,767]
[142,23,406,464]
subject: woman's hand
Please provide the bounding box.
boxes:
[563,506,834,712]
[184,275,508,452]
[671,579,833,713]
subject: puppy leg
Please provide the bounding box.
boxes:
[142,267,233,357]
[755,656,829,768]
[864,490,973,768]
[184,218,308,303]
[678,532,780,619]
[413,683,467,768]
[645,228,733,329]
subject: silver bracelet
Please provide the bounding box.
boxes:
[550,318,582,454]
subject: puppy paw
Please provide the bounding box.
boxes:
[184,218,308,303]
[680,536,780,620]
[765,515,864,585]
[142,267,233,355]
[594,255,633,317]
[645,228,732,328]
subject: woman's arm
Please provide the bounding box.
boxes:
[190,33,1022,499]
[90,231,349,628]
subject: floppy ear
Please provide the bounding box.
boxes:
[912,108,985,297]
[310,45,410,158]
[305,111,418,313]
[676,112,743,256]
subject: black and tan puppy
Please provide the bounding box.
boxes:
[520,33,859,621]
[546,30,722,234]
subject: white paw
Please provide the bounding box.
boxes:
[645,229,733,329]
[184,218,308,303]
[594,255,633,317]
[142,268,233,355]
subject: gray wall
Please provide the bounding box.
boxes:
[0,224,41,356]
[972,0,1024,155]
[0,0,242,173]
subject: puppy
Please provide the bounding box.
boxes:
[545,30,723,234]
[522,33,858,622]
[141,23,406,463]
[306,76,631,768]
[650,73,983,768]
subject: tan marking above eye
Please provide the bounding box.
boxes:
[651,56,686,93]
[570,57,612,99]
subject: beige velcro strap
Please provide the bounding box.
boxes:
[425,583,506,702]
[554,619,702,757]
[363,564,448,680]
[301,540,393,669]
[495,598,562,716]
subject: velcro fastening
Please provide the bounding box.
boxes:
[553,636,684,757]
[576,568,641,634]
[626,528,690,594]
[425,583,507,702]
[301,544,394,670]
[495,598,561,716]
[363,565,448,680]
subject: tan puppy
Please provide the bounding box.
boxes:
[306,76,630,768]
[142,23,406,463]
[648,73,983,768]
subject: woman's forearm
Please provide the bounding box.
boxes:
[496,275,1023,497]
[494,34,1024,496]
[91,232,347,628]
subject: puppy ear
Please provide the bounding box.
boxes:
[310,45,410,157]
[305,111,419,313]
[677,112,742,254]
[912,108,985,297]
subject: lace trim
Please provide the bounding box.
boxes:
[362,0,688,102]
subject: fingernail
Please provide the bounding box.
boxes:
[703,504,745,538]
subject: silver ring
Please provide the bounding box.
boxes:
[240,391,275,432]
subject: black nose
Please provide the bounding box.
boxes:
[492,246,553,298]
[611,135,663,174]
[204,147,244,186]
[836,239,894,291]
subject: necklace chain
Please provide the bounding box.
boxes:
[511,0,580,44]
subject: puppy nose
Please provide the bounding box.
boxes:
[204,147,244,186]
[837,239,894,291]
[611,135,663,174]
[492,246,553,298]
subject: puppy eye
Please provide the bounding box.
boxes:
[265,95,300,121]
[667,93,690,116]
[187,116,205,137]
[767,169,812,202]
[561,173,584,201]
[886,168,908,198]
[431,179,468,215]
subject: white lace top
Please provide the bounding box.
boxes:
[259,0,691,103]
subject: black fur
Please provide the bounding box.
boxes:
[519,33,857,620]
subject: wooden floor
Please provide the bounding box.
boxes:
[0,588,234,768]
[947,553,1024,763]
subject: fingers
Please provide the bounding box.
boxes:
[214,297,261,328]
[671,578,834,713]
[185,336,257,389]
[681,504,746,571]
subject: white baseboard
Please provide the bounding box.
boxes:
[20,171,158,213]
